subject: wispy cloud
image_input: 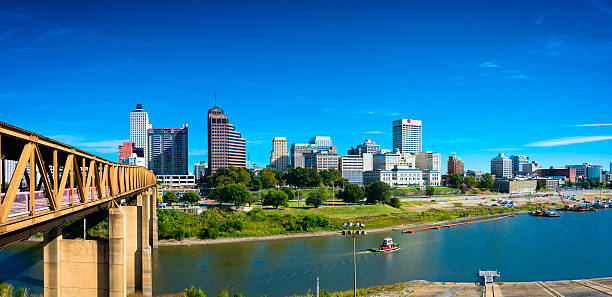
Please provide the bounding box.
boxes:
[534,16,545,25]
[589,0,612,14]
[576,123,612,127]
[390,112,400,116]
[479,62,501,68]
[509,74,534,80]
[49,135,128,154]
[481,148,520,152]
[365,131,383,134]
[526,136,612,147]
[189,149,208,156]
[247,140,265,145]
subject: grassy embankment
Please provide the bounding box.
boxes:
[157,199,544,240]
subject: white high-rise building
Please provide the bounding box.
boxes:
[270,137,290,172]
[392,119,422,154]
[130,104,151,167]
[491,153,512,178]
[339,155,364,185]
[416,151,442,186]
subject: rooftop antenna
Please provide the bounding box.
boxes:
[214,91,217,107]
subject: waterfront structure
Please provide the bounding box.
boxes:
[130,104,152,167]
[392,119,422,154]
[290,143,317,168]
[269,137,290,172]
[510,155,529,176]
[373,151,416,171]
[491,153,512,178]
[148,124,188,175]
[536,167,577,183]
[304,150,339,171]
[207,105,247,175]
[309,136,332,152]
[447,153,464,175]
[193,161,208,182]
[339,155,364,185]
[493,179,537,194]
[364,166,423,187]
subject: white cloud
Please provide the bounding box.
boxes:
[247,140,265,145]
[576,123,612,127]
[526,136,612,147]
[189,149,208,156]
[365,131,383,134]
[48,135,128,154]
[479,62,501,68]
[509,74,534,80]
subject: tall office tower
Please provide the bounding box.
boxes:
[207,105,247,175]
[194,161,208,182]
[147,124,188,175]
[269,137,290,172]
[510,155,529,176]
[447,153,464,175]
[339,155,364,185]
[291,143,317,168]
[130,104,151,167]
[491,153,512,178]
[392,119,422,154]
[309,136,332,151]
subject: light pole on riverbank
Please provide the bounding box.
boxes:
[342,222,366,297]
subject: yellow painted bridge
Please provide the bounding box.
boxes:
[1,121,158,296]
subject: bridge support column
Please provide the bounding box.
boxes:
[150,186,158,248]
[140,189,152,296]
[109,207,126,297]
[43,226,62,297]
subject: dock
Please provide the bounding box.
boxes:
[402,214,515,234]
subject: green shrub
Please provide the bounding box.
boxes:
[184,286,206,297]
[387,197,401,208]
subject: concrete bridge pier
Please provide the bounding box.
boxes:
[43,187,157,297]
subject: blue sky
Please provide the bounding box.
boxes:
[1,0,612,173]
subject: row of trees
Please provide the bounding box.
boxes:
[162,192,201,204]
[205,166,348,190]
[447,173,494,190]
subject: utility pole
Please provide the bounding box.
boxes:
[316,276,319,297]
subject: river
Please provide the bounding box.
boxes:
[2,210,611,296]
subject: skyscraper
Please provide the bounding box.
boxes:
[269,137,290,172]
[290,143,317,168]
[148,124,188,175]
[130,104,151,167]
[392,119,422,154]
[447,153,464,175]
[207,105,247,175]
[491,153,512,178]
[309,136,332,151]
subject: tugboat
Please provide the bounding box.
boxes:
[370,237,400,253]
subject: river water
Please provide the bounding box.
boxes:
[2,210,612,296]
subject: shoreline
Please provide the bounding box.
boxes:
[158,211,527,247]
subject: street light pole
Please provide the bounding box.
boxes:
[342,222,366,297]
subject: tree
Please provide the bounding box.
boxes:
[206,167,252,187]
[259,168,279,188]
[387,197,401,208]
[181,192,201,205]
[463,176,477,189]
[250,175,262,191]
[281,187,294,200]
[306,188,328,208]
[221,184,251,207]
[536,180,547,191]
[338,183,364,204]
[365,181,391,204]
[162,192,179,203]
[448,174,463,189]
[479,173,494,190]
[566,180,573,188]
[262,190,289,209]
[320,168,341,187]
[426,186,436,196]
[284,167,322,188]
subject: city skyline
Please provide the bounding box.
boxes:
[2,1,612,172]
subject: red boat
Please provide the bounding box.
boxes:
[370,237,400,253]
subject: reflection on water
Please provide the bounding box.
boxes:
[1,211,612,296]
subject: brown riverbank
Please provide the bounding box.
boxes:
[158,211,526,247]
